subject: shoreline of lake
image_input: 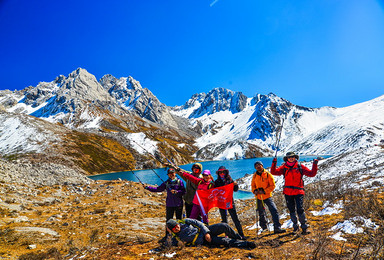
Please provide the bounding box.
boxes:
[89,155,331,200]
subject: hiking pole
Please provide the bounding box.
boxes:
[149,168,166,183]
[129,138,166,165]
[129,168,145,186]
[274,117,285,158]
[255,197,259,238]
[147,141,179,169]
[260,194,270,233]
[128,139,175,191]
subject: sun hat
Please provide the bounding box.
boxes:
[283,152,299,162]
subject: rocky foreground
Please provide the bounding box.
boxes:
[1,158,383,259]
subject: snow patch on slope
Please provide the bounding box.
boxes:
[126,133,158,155]
[0,113,60,155]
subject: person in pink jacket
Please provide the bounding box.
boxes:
[177,169,214,224]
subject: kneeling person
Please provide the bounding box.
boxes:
[166,218,255,249]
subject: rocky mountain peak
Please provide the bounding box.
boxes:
[187,88,248,118]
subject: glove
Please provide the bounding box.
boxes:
[258,188,266,194]
[313,159,318,165]
[253,190,259,195]
[272,157,277,163]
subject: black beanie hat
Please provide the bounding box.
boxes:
[166,219,178,230]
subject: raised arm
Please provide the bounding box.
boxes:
[179,171,201,185]
[176,168,189,182]
[271,158,285,176]
[302,159,318,177]
[145,182,166,192]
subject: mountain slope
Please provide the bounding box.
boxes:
[1,68,384,165]
[173,88,384,160]
[0,69,199,171]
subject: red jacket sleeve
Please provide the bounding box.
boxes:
[301,162,318,177]
[271,161,285,176]
[181,171,201,185]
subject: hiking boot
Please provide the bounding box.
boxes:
[301,229,311,235]
[246,241,256,249]
[274,228,286,234]
[260,228,269,233]
[293,225,299,232]
[158,235,169,243]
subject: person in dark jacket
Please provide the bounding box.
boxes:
[271,152,318,234]
[145,168,186,236]
[214,166,246,240]
[165,218,255,249]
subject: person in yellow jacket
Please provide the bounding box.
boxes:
[251,161,286,234]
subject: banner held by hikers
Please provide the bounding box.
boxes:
[195,183,234,214]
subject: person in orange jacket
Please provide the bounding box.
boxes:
[251,161,286,234]
[271,152,318,235]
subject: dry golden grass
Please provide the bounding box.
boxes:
[1,174,383,259]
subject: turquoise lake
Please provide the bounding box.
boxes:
[89,155,330,200]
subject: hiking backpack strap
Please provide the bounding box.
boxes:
[172,219,200,246]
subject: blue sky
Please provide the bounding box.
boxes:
[1,0,384,108]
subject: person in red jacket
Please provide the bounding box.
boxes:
[271,152,318,234]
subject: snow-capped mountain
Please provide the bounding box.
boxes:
[172,88,384,160]
[1,68,383,167]
[1,68,182,130]
[0,68,198,173]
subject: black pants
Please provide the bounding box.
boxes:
[166,206,183,221]
[205,223,248,248]
[285,194,308,230]
[219,202,245,237]
[185,202,193,218]
[165,206,183,236]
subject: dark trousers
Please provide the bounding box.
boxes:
[256,197,282,230]
[165,206,183,236]
[285,194,308,230]
[185,202,201,221]
[185,202,194,218]
[219,202,245,237]
[205,223,248,248]
[166,206,183,221]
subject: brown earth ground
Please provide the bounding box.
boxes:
[1,179,383,260]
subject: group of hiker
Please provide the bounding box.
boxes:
[143,151,318,249]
